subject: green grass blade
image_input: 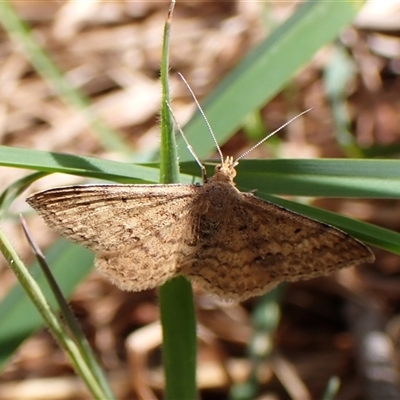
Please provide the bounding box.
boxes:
[256,192,400,255]
[159,2,179,184]
[0,240,93,371]
[3,147,400,199]
[181,159,400,199]
[179,159,400,254]
[0,1,129,154]
[230,287,284,400]
[159,277,197,399]
[158,3,197,399]
[0,233,105,399]
[4,146,400,198]
[0,146,161,184]
[236,159,400,199]
[21,223,114,399]
[3,146,399,253]
[322,377,341,400]
[323,45,360,157]
[0,172,48,214]
[178,0,366,160]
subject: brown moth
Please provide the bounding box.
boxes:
[27,153,374,301]
[27,74,374,301]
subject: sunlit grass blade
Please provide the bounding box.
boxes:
[178,1,366,160]
[0,240,93,371]
[20,218,115,399]
[0,146,159,184]
[235,159,400,199]
[0,0,129,154]
[158,2,197,399]
[257,192,400,255]
[2,147,400,199]
[181,159,400,199]
[3,144,398,254]
[0,231,107,399]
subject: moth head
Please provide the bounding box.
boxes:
[213,156,238,182]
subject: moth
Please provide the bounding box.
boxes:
[27,158,374,301]
[27,74,374,301]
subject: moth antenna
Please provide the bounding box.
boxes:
[165,101,207,182]
[234,108,313,164]
[178,72,224,165]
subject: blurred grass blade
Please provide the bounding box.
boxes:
[0,0,129,154]
[230,287,284,400]
[324,45,360,157]
[322,376,341,400]
[363,143,400,158]
[0,172,48,215]
[178,1,366,160]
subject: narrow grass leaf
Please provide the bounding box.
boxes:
[178,1,366,160]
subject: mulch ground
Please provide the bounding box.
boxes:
[1,2,400,399]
